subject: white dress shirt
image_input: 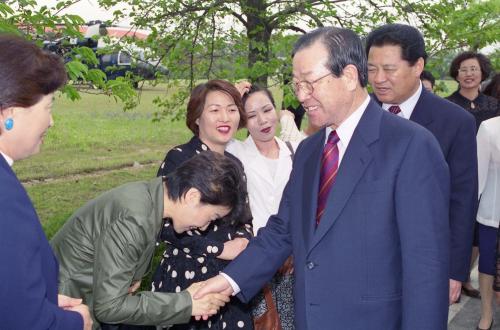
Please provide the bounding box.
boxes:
[0,151,14,166]
[476,117,500,228]
[226,136,298,234]
[382,82,422,119]
[222,95,371,294]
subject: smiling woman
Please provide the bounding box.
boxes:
[0,34,92,329]
[150,80,254,330]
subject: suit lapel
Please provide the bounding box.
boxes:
[409,89,433,127]
[308,101,381,254]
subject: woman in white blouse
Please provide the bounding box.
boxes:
[476,116,500,330]
[226,85,298,329]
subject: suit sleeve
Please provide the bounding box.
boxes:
[447,115,478,281]
[92,213,192,326]
[395,130,450,329]
[0,195,83,330]
[223,147,299,302]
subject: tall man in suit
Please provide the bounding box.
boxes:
[195,27,451,329]
[365,24,478,304]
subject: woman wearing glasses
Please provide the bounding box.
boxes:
[446,52,499,131]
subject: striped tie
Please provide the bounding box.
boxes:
[388,105,401,115]
[316,130,340,225]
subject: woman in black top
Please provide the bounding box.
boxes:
[153,80,254,330]
[446,51,499,131]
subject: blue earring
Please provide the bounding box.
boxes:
[4,118,14,130]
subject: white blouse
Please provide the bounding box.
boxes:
[226,136,298,234]
[476,117,500,228]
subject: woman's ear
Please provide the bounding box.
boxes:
[184,187,201,207]
[195,118,200,125]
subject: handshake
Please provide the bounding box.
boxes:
[186,275,235,320]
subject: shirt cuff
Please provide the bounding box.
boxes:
[220,272,241,295]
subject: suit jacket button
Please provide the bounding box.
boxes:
[306,261,315,270]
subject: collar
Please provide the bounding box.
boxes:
[382,81,422,119]
[0,151,13,166]
[325,95,370,146]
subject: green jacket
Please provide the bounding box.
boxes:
[50,177,192,329]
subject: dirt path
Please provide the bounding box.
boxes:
[22,161,159,186]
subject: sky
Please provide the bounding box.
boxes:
[38,0,129,25]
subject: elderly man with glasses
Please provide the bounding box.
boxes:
[195,26,451,330]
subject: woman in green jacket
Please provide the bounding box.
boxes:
[51,152,247,329]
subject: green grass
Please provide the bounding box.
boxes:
[14,85,192,181]
[27,164,158,239]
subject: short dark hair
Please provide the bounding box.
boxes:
[186,80,246,136]
[292,27,368,87]
[420,70,435,87]
[365,24,427,66]
[449,51,492,82]
[0,34,67,110]
[163,151,247,223]
[483,73,500,100]
[241,84,276,108]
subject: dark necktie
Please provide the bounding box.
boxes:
[388,105,401,115]
[316,131,340,225]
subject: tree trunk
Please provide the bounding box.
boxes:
[244,0,272,87]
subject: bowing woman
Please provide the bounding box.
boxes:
[0,34,92,329]
[151,80,254,330]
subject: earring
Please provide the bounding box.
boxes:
[4,118,14,131]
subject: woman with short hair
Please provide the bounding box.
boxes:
[0,34,92,330]
[152,80,254,330]
[447,51,499,131]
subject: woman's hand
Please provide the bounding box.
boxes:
[278,256,294,275]
[235,81,251,97]
[218,237,249,260]
[186,282,230,319]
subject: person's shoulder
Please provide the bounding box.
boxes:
[424,92,474,122]
[480,116,500,132]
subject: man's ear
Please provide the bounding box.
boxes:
[414,57,425,77]
[184,187,201,206]
[341,64,359,91]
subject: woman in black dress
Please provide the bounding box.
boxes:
[152,80,254,330]
[446,51,499,131]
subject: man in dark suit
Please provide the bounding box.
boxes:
[195,27,451,329]
[365,23,478,304]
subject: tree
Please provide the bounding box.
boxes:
[0,0,138,109]
[95,0,498,118]
[2,1,498,116]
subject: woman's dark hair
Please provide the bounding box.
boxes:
[241,85,276,108]
[449,51,492,82]
[0,34,67,110]
[186,79,246,136]
[483,73,500,100]
[163,151,247,223]
[420,70,435,87]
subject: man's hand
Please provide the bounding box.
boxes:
[235,81,251,97]
[58,294,82,309]
[194,275,234,299]
[218,238,249,260]
[449,279,462,304]
[128,280,141,294]
[68,304,93,330]
[186,282,230,320]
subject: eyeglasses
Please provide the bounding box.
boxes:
[291,72,333,96]
[458,66,480,74]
